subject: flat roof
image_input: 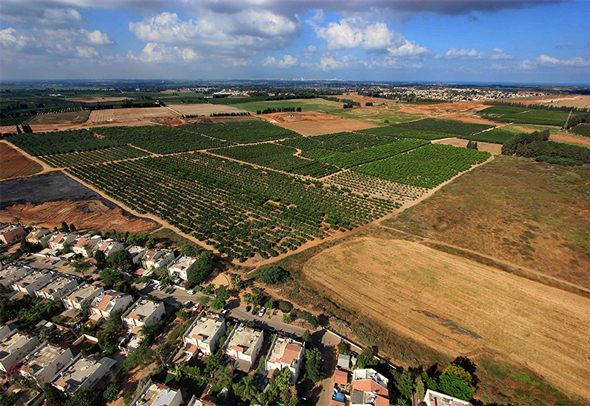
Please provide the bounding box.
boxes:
[67,284,102,303]
[54,356,111,393]
[186,313,224,344]
[21,343,67,376]
[0,332,33,361]
[267,336,303,367]
[133,382,180,406]
[124,299,162,320]
[226,324,263,357]
[13,271,50,287]
[39,276,77,293]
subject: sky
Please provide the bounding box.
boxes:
[0,0,589,85]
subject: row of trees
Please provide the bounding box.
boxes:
[257,107,302,114]
[502,129,590,165]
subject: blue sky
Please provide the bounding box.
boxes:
[1,0,589,85]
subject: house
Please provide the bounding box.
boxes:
[265,336,305,384]
[20,342,75,385]
[48,232,78,252]
[90,289,133,320]
[0,325,15,340]
[122,298,166,332]
[350,369,390,406]
[142,249,175,270]
[0,224,26,245]
[130,380,183,406]
[72,235,102,258]
[37,275,79,301]
[422,389,472,406]
[62,283,104,310]
[0,264,33,287]
[11,270,53,296]
[0,330,40,372]
[26,228,52,247]
[337,353,350,369]
[168,255,197,281]
[51,354,116,395]
[127,245,147,265]
[224,323,264,372]
[183,312,226,358]
[95,239,126,257]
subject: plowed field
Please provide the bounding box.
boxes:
[0,142,42,180]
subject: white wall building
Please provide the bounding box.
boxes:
[96,239,126,257]
[0,330,40,372]
[127,245,147,265]
[224,323,264,372]
[72,235,103,258]
[62,283,104,310]
[20,342,75,385]
[182,312,226,357]
[11,270,53,296]
[37,275,79,301]
[423,389,472,406]
[168,255,197,281]
[265,336,305,384]
[142,249,175,270]
[90,289,133,320]
[130,380,183,406]
[48,232,78,252]
[0,264,32,287]
[51,355,116,395]
[122,299,166,332]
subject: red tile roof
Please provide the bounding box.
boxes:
[334,369,348,385]
[352,380,389,397]
[282,343,303,365]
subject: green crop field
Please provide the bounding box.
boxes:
[8,129,126,155]
[229,98,342,113]
[570,124,590,137]
[396,118,494,135]
[479,105,582,126]
[358,126,449,140]
[181,120,300,143]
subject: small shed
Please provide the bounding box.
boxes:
[337,353,350,369]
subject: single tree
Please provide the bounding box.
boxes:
[302,329,312,343]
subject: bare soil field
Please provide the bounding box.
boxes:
[550,133,590,147]
[262,112,379,136]
[383,156,590,289]
[168,103,248,116]
[88,107,175,123]
[431,137,503,154]
[0,199,159,234]
[0,142,42,180]
[27,110,90,126]
[302,237,590,401]
[65,97,131,102]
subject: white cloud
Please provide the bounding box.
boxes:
[137,42,201,63]
[444,48,486,59]
[0,28,28,51]
[387,41,430,57]
[0,6,84,27]
[302,45,318,58]
[263,55,298,69]
[86,30,115,45]
[76,45,99,58]
[518,55,590,70]
[490,48,513,60]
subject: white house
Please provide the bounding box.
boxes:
[20,342,75,385]
[51,354,116,395]
[351,369,390,406]
[90,289,133,320]
[0,264,32,287]
[168,255,197,281]
[37,275,79,301]
[0,330,40,372]
[11,270,53,296]
[265,336,305,384]
[142,249,175,270]
[224,323,264,372]
[423,389,472,406]
[122,298,166,332]
[72,235,103,258]
[95,239,126,257]
[130,380,183,406]
[48,232,78,252]
[126,245,147,265]
[182,312,226,357]
[62,283,104,310]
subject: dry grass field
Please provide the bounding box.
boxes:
[168,103,249,116]
[27,110,90,126]
[302,237,590,401]
[431,137,503,154]
[263,112,379,136]
[0,142,42,180]
[383,156,590,289]
[88,107,175,123]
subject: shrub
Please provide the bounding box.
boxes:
[257,265,289,285]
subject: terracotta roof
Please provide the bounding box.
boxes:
[334,369,348,385]
[96,294,113,311]
[282,343,302,365]
[232,345,245,353]
[352,380,389,397]
[99,241,110,251]
[75,237,90,247]
[56,380,68,388]
[184,344,197,354]
[375,395,389,406]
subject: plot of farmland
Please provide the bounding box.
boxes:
[479,105,582,126]
[181,120,301,143]
[302,237,590,400]
[88,107,175,123]
[168,104,249,116]
[234,98,342,113]
[263,112,379,136]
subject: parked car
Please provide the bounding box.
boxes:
[50,259,59,265]
[187,290,195,295]
[258,307,266,317]
[22,253,30,258]
[251,307,258,315]
[184,301,193,308]
[245,305,252,312]
[143,282,151,288]
[197,304,205,312]
[221,309,229,317]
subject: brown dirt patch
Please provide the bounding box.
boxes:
[383,156,590,290]
[550,133,590,147]
[303,237,590,400]
[432,137,503,155]
[0,142,43,180]
[168,104,249,116]
[0,200,160,233]
[262,112,379,136]
[88,107,175,124]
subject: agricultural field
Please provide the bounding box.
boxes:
[264,112,378,136]
[168,103,248,116]
[182,119,300,143]
[211,143,339,177]
[26,110,90,126]
[432,138,502,155]
[66,153,398,262]
[358,125,450,140]
[8,129,125,155]
[93,126,230,154]
[354,144,491,188]
[39,146,151,168]
[232,98,342,113]
[479,105,581,126]
[324,171,427,201]
[302,237,590,401]
[570,124,590,137]
[88,107,175,123]
[396,118,494,135]
[383,156,590,288]
[0,142,43,180]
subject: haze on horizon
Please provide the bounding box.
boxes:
[0,0,589,85]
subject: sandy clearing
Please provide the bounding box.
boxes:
[550,133,590,147]
[432,137,503,155]
[261,112,379,136]
[303,237,590,400]
[0,142,43,180]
